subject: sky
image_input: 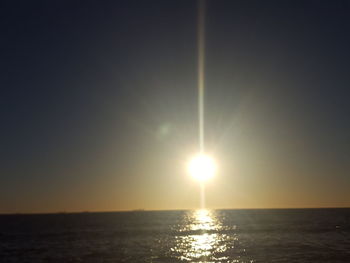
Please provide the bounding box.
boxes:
[1,0,350,213]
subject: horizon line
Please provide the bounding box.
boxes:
[1,206,350,215]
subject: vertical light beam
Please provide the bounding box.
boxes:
[198,0,206,154]
[200,182,205,209]
[198,0,206,209]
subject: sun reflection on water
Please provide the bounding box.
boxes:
[191,209,217,231]
[171,209,234,262]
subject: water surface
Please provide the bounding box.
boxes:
[1,208,349,262]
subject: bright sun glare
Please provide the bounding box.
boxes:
[188,154,216,182]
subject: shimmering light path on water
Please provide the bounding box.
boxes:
[172,209,236,262]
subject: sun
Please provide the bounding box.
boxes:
[188,153,217,182]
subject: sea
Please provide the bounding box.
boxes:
[0,208,349,262]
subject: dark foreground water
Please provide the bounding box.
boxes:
[0,209,350,262]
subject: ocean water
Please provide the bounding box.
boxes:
[0,209,349,262]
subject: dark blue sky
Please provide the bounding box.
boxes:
[1,0,349,212]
